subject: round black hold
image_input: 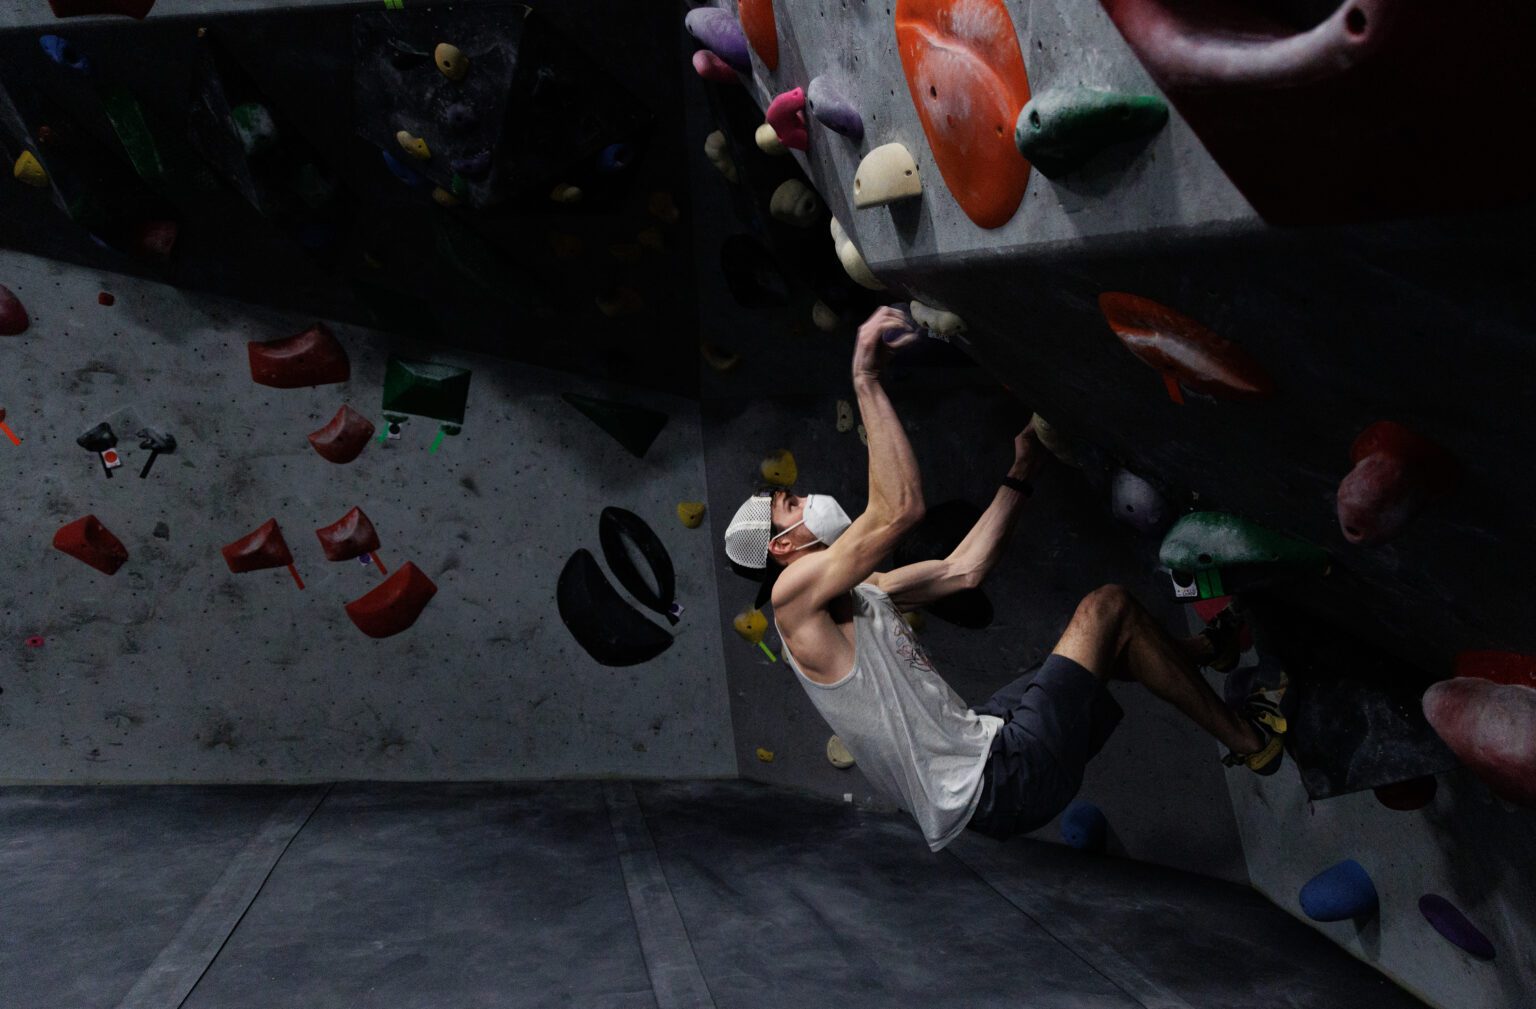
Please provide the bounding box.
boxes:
[556,549,673,667]
[599,507,679,625]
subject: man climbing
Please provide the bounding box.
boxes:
[722,306,1286,852]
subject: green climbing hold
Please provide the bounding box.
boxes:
[381,357,472,426]
[562,393,668,459]
[100,86,166,184]
[1014,88,1168,179]
[230,102,277,157]
[1160,512,1330,589]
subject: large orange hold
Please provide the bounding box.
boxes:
[895,0,1032,229]
[1099,292,1275,404]
[739,0,778,72]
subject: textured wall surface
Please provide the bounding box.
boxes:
[0,249,735,782]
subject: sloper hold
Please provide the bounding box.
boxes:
[557,549,672,666]
[53,515,128,575]
[854,143,922,209]
[1422,677,1536,807]
[683,7,751,73]
[1159,512,1329,577]
[0,285,28,335]
[1014,88,1168,178]
[599,507,679,625]
[346,562,438,639]
[1110,469,1170,534]
[1337,421,1459,545]
[221,518,294,574]
[315,506,381,563]
[895,0,1032,228]
[1455,650,1536,689]
[738,0,779,70]
[692,50,739,85]
[48,0,154,17]
[562,393,668,458]
[1418,895,1496,960]
[308,404,375,464]
[1100,292,1274,403]
[806,76,863,140]
[1059,801,1107,852]
[1299,860,1378,922]
[829,216,885,291]
[248,323,350,388]
[766,88,808,151]
[382,357,472,426]
[769,179,821,227]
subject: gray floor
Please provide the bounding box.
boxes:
[0,780,1427,1009]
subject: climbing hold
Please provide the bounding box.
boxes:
[558,549,673,666]
[597,143,635,175]
[315,506,382,564]
[909,299,965,340]
[720,235,790,308]
[1373,776,1437,811]
[1160,512,1329,596]
[97,292,115,306]
[769,179,822,227]
[549,183,583,204]
[433,42,469,81]
[829,216,885,291]
[812,300,839,332]
[380,149,427,188]
[1455,650,1536,689]
[1299,860,1378,922]
[444,103,478,132]
[308,404,375,464]
[699,341,740,372]
[100,87,165,184]
[692,50,739,85]
[39,35,92,74]
[395,130,430,160]
[806,76,864,140]
[1099,292,1275,404]
[431,187,459,207]
[766,88,808,151]
[1060,801,1108,852]
[346,562,438,639]
[1110,469,1171,534]
[637,227,665,253]
[835,399,855,433]
[895,0,1032,228]
[449,150,492,178]
[677,502,706,529]
[0,286,29,336]
[13,151,49,188]
[683,7,751,73]
[760,449,797,487]
[135,427,175,478]
[704,131,738,182]
[1337,421,1459,545]
[754,122,788,156]
[247,322,350,388]
[46,0,155,16]
[52,515,128,576]
[733,608,769,644]
[600,507,680,626]
[134,220,178,259]
[1423,677,1536,807]
[756,747,775,763]
[853,143,922,209]
[595,287,645,318]
[222,518,297,576]
[647,191,679,225]
[230,103,277,157]
[1014,88,1169,178]
[857,424,868,445]
[382,357,472,427]
[562,392,668,458]
[827,735,856,768]
[1419,895,1496,960]
[738,0,779,70]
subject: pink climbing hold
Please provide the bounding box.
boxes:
[692,50,739,85]
[1337,421,1458,545]
[0,285,29,336]
[766,88,808,151]
[1423,677,1536,808]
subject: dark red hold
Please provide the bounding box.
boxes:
[98,292,115,306]
[345,562,438,638]
[135,219,177,258]
[53,515,129,575]
[0,285,29,335]
[1373,776,1437,811]
[1337,421,1459,545]
[315,506,381,562]
[248,322,350,389]
[48,0,155,16]
[308,403,374,463]
[1454,650,1536,689]
[221,518,294,573]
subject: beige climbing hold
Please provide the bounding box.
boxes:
[755,121,787,155]
[734,608,769,644]
[755,746,775,763]
[1031,412,1084,469]
[829,216,885,291]
[827,735,856,768]
[636,227,665,253]
[853,142,922,209]
[549,183,583,204]
[676,501,706,528]
[910,299,966,340]
[811,300,839,332]
[857,423,868,445]
[647,190,680,225]
[704,130,738,182]
[431,186,459,207]
[835,399,855,433]
[769,179,821,228]
[13,150,48,188]
[699,340,740,372]
[760,448,798,487]
[396,130,431,160]
[434,42,469,81]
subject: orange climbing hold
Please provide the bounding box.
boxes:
[895,0,1032,229]
[1099,292,1275,404]
[739,0,779,72]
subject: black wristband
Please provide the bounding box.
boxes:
[1001,475,1033,497]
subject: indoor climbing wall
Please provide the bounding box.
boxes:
[683,0,1536,1005]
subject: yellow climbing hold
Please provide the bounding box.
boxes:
[811,300,839,332]
[733,608,768,644]
[836,400,855,433]
[549,183,583,204]
[431,186,459,207]
[756,747,775,763]
[827,735,856,768]
[699,341,740,372]
[760,449,797,487]
[396,130,431,160]
[434,42,469,81]
[676,501,706,528]
[13,150,48,188]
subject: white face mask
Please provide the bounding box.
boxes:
[773,493,852,552]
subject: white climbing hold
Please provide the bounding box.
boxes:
[811,300,839,332]
[769,179,821,228]
[853,142,922,209]
[910,299,966,340]
[755,122,787,155]
[827,735,856,768]
[829,216,885,291]
[703,130,738,182]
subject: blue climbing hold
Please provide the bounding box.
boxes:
[380,149,427,188]
[39,35,91,74]
[1060,801,1107,851]
[1419,895,1496,960]
[596,142,635,175]
[806,76,864,140]
[1299,860,1378,922]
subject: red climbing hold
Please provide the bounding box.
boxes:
[0,285,29,336]
[1455,651,1536,690]
[315,506,382,563]
[691,50,739,85]
[98,292,115,307]
[135,220,177,258]
[1099,292,1275,404]
[48,0,154,18]
[739,0,779,72]
[53,515,128,576]
[248,322,350,389]
[895,0,1032,229]
[1423,677,1536,808]
[221,518,295,574]
[308,404,374,464]
[766,88,808,151]
[1337,421,1458,545]
[345,561,438,638]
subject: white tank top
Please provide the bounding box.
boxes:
[776,582,1002,851]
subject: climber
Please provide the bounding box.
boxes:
[722,306,1285,852]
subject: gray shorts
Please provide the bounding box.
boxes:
[965,654,1123,841]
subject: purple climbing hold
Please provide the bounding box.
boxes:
[684,7,750,73]
[451,150,492,178]
[1418,895,1495,960]
[806,75,864,140]
[444,103,478,131]
[1299,859,1378,922]
[1111,469,1170,534]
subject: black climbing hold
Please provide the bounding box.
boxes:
[557,549,673,667]
[599,507,679,626]
[562,393,668,459]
